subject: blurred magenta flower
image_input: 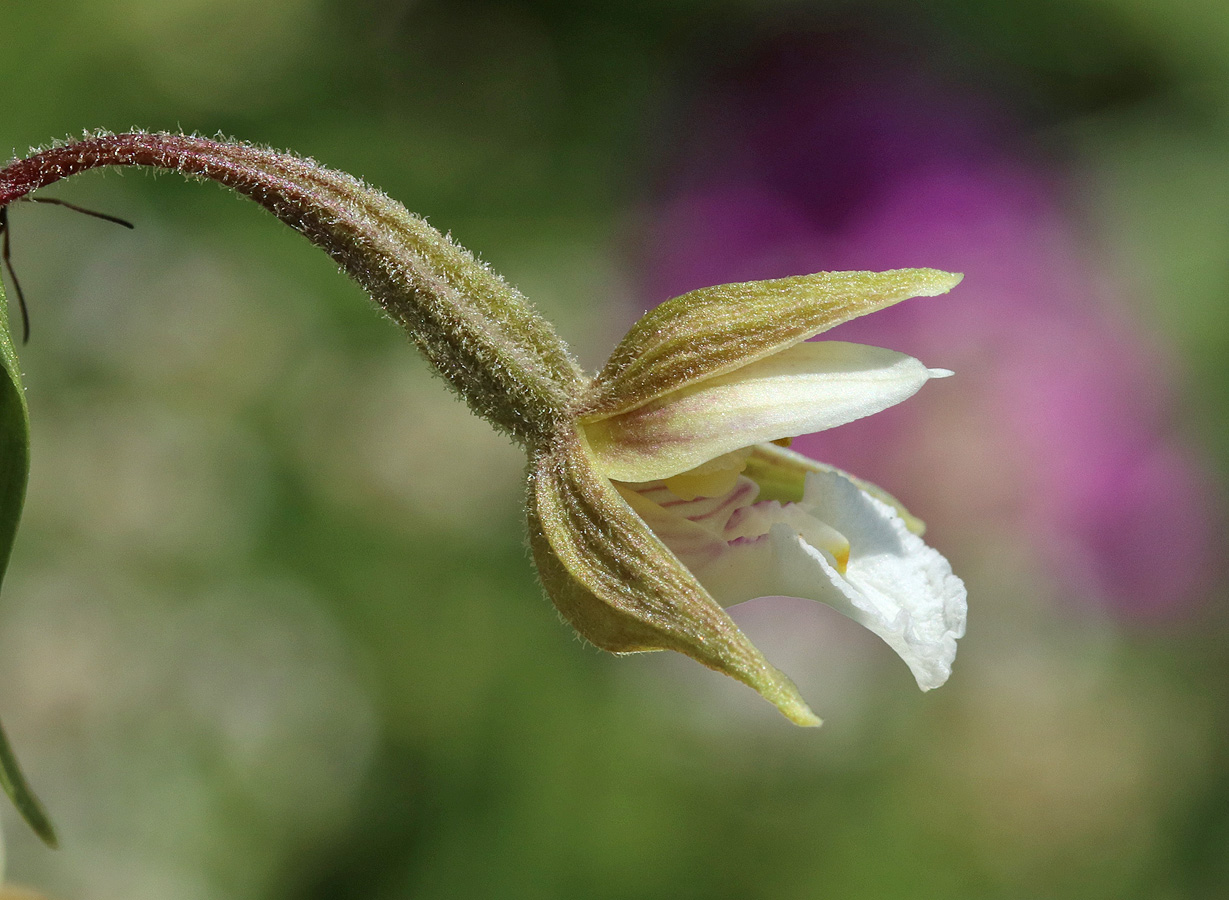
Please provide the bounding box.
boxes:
[640,38,1219,617]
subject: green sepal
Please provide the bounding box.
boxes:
[527,429,820,727]
[581,269,962,421]
[0,280,58,849]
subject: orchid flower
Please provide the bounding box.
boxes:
[0,135,966,758]
[532,269,967,725]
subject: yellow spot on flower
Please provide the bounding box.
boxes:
[831,542,850,574]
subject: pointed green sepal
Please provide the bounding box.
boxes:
[582,269,962,421]
[527,430,820,726]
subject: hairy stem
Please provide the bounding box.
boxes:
[0,132,584,445]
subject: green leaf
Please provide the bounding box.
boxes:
[0,280,57,849]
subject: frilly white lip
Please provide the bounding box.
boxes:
[774,470,966,691]
[619,466,967,691]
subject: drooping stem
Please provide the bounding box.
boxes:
[0,132,584,445]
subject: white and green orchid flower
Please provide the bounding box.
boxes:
[2,135,966,748]
[533,268,966,725]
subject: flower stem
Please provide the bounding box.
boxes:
[0,132,583,445]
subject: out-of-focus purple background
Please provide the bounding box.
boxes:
[639,35,1221,619]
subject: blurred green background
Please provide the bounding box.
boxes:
[1,1,1227,898]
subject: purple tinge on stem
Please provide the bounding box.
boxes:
[638,39,1220,618]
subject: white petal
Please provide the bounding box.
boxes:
[679,471,966,691]
[615,478,756,570]
[585,342,944,482]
